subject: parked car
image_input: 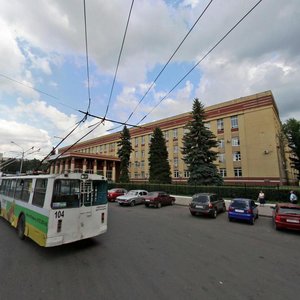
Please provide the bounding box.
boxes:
[189,193,226,218]
[228,198,258,225]
[107,188,127,202]
[116,190,148,206]
[272,203,300,231]
[144,192,175,208]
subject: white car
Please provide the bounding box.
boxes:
[117,190,148,206]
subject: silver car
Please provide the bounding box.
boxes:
[117,190,148,206]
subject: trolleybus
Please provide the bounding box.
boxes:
[0,172,108,247]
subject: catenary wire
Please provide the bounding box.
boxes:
[121,0,214,125]
[136,0,264,125]
[44,0,136,164]
[103,0,135,119]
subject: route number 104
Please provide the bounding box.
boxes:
[54,211,65,218]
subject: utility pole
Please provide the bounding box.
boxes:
[10,141,34,174]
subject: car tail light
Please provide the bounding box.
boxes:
[208,203,213,208]
[246,208,253,214]
[275,215,281,222]
[229,207,234,212]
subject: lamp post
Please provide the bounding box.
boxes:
[11,141,34,174]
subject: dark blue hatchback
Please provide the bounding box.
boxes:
[228,198,259,225]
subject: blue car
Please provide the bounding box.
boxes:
[228,198,259,225]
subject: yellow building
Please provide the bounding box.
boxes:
[50,90,297,186]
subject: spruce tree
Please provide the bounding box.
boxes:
[182,98,223,185]
[149,127,172,184]
[117,126,133,183]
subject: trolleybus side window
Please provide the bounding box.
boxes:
[7,179,17,198]
[93,180,107,205]
[52,179,80,209]
[32,178,48,208]
[15,179,32,202]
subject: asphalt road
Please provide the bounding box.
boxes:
[1,203,300,300]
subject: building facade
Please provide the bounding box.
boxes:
[49,90,297,186]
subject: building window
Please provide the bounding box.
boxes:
[148,134,152,143]
[219,168,227,177]
[174,158,178,167]
[164,131,169,141]
[174,170,179,178]
[141,171,145,178]
[135,137,139,147]
[141,135,145,145]
[141,150,145,158]
[135,151,139,159]
[233,151,241,161]
[218,139,224,148]
[234,168,242,177]
[218,153,225,163]
[174,145,178,154]
[231,115,238,129]
[134,161,139,167]
[173,128,178,139]
[217,119,224,132]
[140,161,145,167]
[232,137,240,146]
[134,172,139,178]
[184,170,190,178]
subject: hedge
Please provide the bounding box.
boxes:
[108,182,299,203]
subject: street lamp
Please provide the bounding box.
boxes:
[11,141,34,174]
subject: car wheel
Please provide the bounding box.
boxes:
[145,203,149,207]
[228,217,233,222]
[157,202,162,208]
[190,211,196,216]
[250,216,255,225]
[212,209,217,218]
[130,201,135,207]
[256,213,259,219]
[17,214,26,240]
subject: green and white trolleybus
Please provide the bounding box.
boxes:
[0,172,108,247]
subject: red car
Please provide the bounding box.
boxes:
[144,191,175,208]
[272,203,300,231]
[107,188,127,202]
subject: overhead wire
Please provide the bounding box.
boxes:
[120,0,214,127]
[40,0,94,166]
[49,0,135,164]
[136,0,264,125]
[104,0,135,119]
[0,73,78,112]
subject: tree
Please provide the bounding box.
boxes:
[282,118,300,179]
[182,98,223,185]
[149,127,172,184]
[117,126,133,182]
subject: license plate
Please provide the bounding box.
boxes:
[196,205,203,208]
[235,209,244,213]
[145,199,150,202]
[286,219,299,223]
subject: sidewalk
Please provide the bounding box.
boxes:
[172,195,274,218]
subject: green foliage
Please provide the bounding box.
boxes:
[182,98,223,185]
[282,118,300,179]
[1,158,46,174]
[148,127,172,184]
[117,126,133,183]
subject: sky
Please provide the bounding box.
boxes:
[0,0,299,161]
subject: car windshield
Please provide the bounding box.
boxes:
[192,195,209,203]
[231,200,248,209]
[278,207,300,215]
[147,192,158,197]
[127,190,138,196]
